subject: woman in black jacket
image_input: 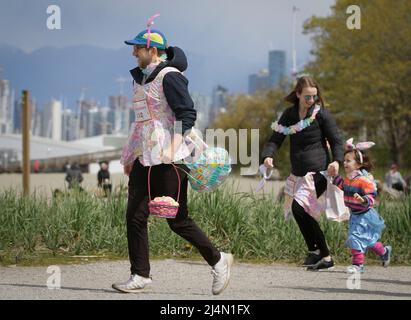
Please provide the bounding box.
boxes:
[261,76,343,270]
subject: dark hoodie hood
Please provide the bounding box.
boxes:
[130,46,188,85]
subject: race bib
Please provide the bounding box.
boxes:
[133,100,152,122]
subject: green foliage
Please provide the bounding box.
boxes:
[1,186,410,265]
[0,187,128,258]
[303,0,411,165]
[210,88,292,177]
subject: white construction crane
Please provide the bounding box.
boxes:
[292,5,300,78]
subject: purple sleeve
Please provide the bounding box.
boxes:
[333,175,344,190]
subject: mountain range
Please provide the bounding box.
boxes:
[0,44,264,109]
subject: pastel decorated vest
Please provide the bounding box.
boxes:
[120,67,191,167]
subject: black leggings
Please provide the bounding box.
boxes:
[291,172,330,257]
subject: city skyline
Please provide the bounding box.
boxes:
[1,42,294,143]
[1,78,215,143]
[0,0,335,107]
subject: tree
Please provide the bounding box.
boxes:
[304,0,411,165]
[211,88,292,175]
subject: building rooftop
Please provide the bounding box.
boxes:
[0,134,125,161]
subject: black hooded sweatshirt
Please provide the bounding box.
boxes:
[129,46,196,134]
[261,103,344,177]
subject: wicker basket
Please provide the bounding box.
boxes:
[148,164,180,219]
[184,147,231,192]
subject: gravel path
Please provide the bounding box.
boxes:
[1,259,410,300]
[1,174,409,301]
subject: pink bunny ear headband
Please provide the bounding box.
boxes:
[146,13,160,48]
[345,138,375,164]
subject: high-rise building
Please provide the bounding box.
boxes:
[268,50,286,87]
[191,92,211,132]
[249,74,258,94]
[13,95,21,134]
[78,99,98,138]
[212,85,229,110]
[98,106,112,135]
[248,69,270,94]
[85,106,101,137]
[109,95,129,134]
[32,103,43,137]
[29,98,37,136]
[43,99,62,141]
[210,85,229,125]
[13,95,37,135]
[0,79,12,134]
[62,109,79,141]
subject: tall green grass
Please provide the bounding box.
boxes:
[0,184,410,265]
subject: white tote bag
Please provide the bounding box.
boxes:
[324,176,350,222]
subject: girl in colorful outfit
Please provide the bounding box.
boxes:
[112,22,233,295]
[333,139,392,273]
[261,76,344,270]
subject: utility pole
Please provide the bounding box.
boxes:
[22,90,30,196]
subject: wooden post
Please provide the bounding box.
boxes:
[22,90,30,196]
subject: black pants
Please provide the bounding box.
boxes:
[126,160,221,277]
[291,172,330,257]
[392,183,404,192]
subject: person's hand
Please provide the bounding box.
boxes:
[123,164,133,176]
[354,193,365,203]
[327,161,339,177]
[264,157,274,169]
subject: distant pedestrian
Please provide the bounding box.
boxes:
[97,161,112,196]
[33,160,40,173]
[65,162,84,190]
[63,162,70,173]
[385,163,407,192]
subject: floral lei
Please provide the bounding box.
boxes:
[271,105,321,135]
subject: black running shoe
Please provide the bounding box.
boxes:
[302,252,322,267]
[307,258,335,271]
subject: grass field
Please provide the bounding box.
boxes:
[1,180,410,266]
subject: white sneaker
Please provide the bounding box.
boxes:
[112,274,152,293]
[346,264,365,274]
[211,252,233,295]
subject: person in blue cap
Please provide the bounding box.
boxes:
[112,20,233,295]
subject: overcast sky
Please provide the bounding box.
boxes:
[0,0,335,68]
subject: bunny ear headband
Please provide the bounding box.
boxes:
[346,138,375,164]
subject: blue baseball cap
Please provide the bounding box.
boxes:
[124,29,167,49]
